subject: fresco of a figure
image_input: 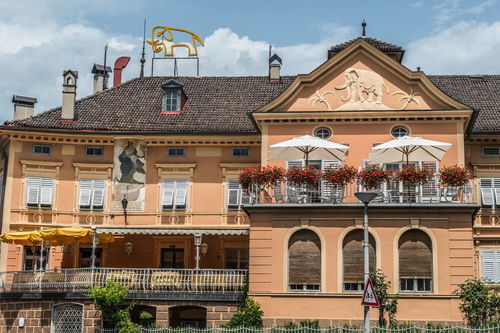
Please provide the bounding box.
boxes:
[113,139,146,211]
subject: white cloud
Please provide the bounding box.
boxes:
[434,0,496,25]
[404,21,500,74]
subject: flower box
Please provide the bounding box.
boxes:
[357,166,391,190]
[439,165,471,187]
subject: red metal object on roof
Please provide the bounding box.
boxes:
[113,57,131,87]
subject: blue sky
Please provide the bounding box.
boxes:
[1,0,500,121]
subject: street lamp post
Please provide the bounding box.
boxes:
[355,191,378,333]
[194,233,202,269]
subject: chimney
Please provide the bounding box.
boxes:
[91,64,112,93]
[62,70,78,121]
[12,95,37,120]
[113,57,131,87]
[269,53,282,82]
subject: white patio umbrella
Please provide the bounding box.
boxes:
[269,135,350,165]
[369,136,452,164]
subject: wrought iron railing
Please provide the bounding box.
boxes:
[246,180,474,205]
[0,268,247,294]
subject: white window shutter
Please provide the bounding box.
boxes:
[493,179,500,206]
[174,180,188,206]
[421,161,438,200]
[91,180,106,207]
[480,179,494,206]
[40,178,54,205]
[286,160,304,199]
[241,187,251,204]
[322,160,340,198]
[26,177,41,205]
[481,250,499,283]
[79,179,93,206]
[162,180,175,206]
[227,179,240,207]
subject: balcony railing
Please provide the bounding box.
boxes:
[0,268,247,295]
[246,180,474,205]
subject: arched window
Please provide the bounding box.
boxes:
[51,303,84,333]
[399,229,433,292]
[288,229,321,291]
[343,230,376,291]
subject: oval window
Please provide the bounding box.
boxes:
[314,127,332,139]
[391,126,409,138]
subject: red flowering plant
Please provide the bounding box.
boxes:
[394,166,434,186]
[356,166,392,190]
[286,166,323,187]
[439,165,471,187]
[238,166,285,191]
[322,165,358,188]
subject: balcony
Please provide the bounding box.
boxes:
[0,268,247,301]
[245,180,475,205]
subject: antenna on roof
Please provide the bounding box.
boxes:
[140,19,146,78]
[103,43,108,91]
[268,44,272,78]
[361,20,367,37]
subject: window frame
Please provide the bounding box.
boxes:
[231,147,250,158]
[161,179,189,211]
[85,146,104,157]
[287,229,322,292]
[32,144,52,156]
[26,176,54,209]
[224,248,249,269]
[162,90,181,112]
[481,250,500,284]
[23,246,48,271]
[167,147,186,158]
[391,126,410,138]
[482,146,500,158]
[227,179,250,210]
[314,127,332,139]
[479,178,500,208]
[78,179,106,211]
[398,229,433,293]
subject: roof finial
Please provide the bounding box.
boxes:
[140,19,146,78]
[362,20,367,37]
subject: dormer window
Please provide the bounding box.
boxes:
[160,79,184,114]
[163,90,181,112]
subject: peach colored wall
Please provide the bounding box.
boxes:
[247,207,475,322]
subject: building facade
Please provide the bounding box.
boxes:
[0,36,499,331]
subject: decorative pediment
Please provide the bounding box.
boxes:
[257,39,470,113]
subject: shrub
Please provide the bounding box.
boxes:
[357,167,391,190]
[222,297,264,328]
[454,279,499,327]
[286,166,323,187]
[369,270,399,328]
[322,165,357,187]
[439,165,471,187]
[89,281,128,328]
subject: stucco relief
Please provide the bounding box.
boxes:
[113,139,146,211]
[334,67,392,110]
[308,89,335,110]
[392,88,420,110]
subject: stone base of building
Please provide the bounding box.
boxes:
[0,299,240,332]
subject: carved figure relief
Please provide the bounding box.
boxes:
[113,139,146,211]
[392,88,420,110]
[334,67,392,111]
[308,89,335,110]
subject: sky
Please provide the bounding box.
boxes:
[1,0,500,122]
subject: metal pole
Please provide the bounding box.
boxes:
[195,244,200,269]
[91,227,97,287]
[363,203,370,333]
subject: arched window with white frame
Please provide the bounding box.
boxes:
[398,229,433,292]
[288,229,321,291]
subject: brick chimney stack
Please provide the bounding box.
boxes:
[269,53,282,83]
[61,70,78,121]
[12,95,37,120]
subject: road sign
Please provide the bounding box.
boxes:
[361,277,380,307]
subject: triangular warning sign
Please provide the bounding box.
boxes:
[361,277,380,307]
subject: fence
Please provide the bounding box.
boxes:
[95,327,500,333]
[0,268,248,295]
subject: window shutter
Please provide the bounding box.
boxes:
[421,161,438,201]
[288,230,321,285]
[343,230,376,282]
[241,187,251,204]
[286,160,304,199]
[227,179,240,207]
[480,179,494,206]
[162,180,175,206]
[173,180,188,207]
[40,178,54,205]
[399,230,433,278]
[26,177,41,205]
[494,179,500,206]
[321,160,340,198]
[481,250,497,283]
[92,180,106,207]
[79,179,93,206]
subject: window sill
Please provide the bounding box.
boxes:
[160,111,181,115]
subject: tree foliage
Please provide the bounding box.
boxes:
[369,270,399,328]
[454,279,499,327]
[222,297,264,328]
[90,281,129,328]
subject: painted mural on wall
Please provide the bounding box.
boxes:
[113,139,146,211]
